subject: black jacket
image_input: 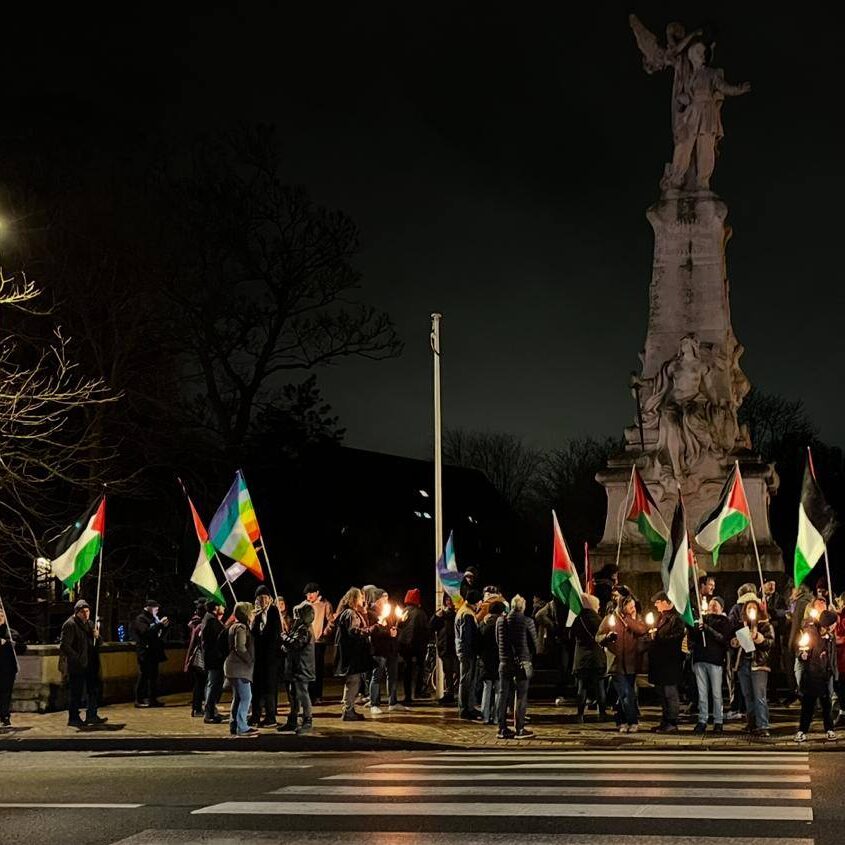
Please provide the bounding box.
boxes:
[0,623,24,684]
[572,607,605,675]
[478,613,503,681]
[430,608,456,659]
[799,624,835,696]
[495,610,538,668]
[397,605,430,653]
[281,620,316,683]
[251,604,282,670]
[647,609,686,686]
[59,615,97,676]
[333,607,373,676]
[368,608,399,658]
[132,610,167,663]
[689,613,732,666]
[201,612,225,671]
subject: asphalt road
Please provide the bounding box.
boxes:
[0,748,842,845]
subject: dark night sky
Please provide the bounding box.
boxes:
[7,2,844,458]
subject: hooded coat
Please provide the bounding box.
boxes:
[333,606,372,676]
[224,603,255,682]
[281,602,316,683]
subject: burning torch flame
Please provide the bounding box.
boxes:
[379,602,392,622]
[645,612,655,627]
[747,605,757,622]
[799,631,811,649]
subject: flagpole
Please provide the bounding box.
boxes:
[431,313,445,700]
[213,551,238,604]
[690,541,706,646]
[0,589,20,673]
[735,460,766,596]
[615,465,636,568]
[93,491,106,643]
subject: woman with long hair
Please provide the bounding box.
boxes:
[334,587,374,721]
[224,601,257,737]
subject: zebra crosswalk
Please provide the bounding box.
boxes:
[179,748,816,841]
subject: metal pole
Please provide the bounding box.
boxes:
[823,545,834,610]
[735,460,766,595]
[615,465,635,568]
[256,542,280,603]
[431,312,444,699]
[213,551,238,604]
[690,542,706,647]
[93,493,106,643]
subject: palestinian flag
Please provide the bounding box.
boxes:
[186,496,225,604]
[661,499,695,626]
[695,464,751,564]
[551,510,584,625]
[626,466,668,561]
[51,498,106,588]
[209,472,263,581]
[794,452,837,587]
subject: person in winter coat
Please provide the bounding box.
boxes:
[455,589,483,720]
[536,597,571,706]
[304,582,334,704]
[0,605,26,727]
[59,599,105,728]
[788,582,814,690]
[430,593,458,704]
[597,594,648,732]
[731,593,775,736]
[495,594,538,739]
[795,609,838,742]
[200,600,226,723]
[334,587,374,721]
[184,599,207,717]
[689,596,732,734]
[647,591,686,733]
[592,564,619,615]
[278,601,316,734]
[572,593,607,721]
[835,597,845,725]
[250,586,282,727]
[368,590,399,714]
[459,566,479,600]
[478,600,506,724]
[224,601,257,737]
[397,588,430,704]
[131,599,169,707]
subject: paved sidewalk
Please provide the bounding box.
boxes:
[1,690,841,752]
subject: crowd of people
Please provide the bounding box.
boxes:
[2,566,843,745]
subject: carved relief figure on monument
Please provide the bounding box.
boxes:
[629,15,751,192]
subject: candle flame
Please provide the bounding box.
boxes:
[747,606,757,622]
[799,631,811,648]
[810,607,820,620]
[645,612,655,627]
[608,613,617,628]
[379,602,391,621]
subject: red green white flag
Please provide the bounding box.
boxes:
[626,466,668,561]
[50,498,106,588]
[186,496,225,604]
[551,510,584,626]
[794,452,837,586]
[695,464,751,564]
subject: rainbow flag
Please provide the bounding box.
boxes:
[209,471,263,581]
[437,531,463,607]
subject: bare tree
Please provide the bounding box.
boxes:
[739,389,818,460]
[443,428,543,515]
[0,270,115,576]
[162,126,403,450]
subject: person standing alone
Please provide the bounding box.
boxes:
[132,599,169,707]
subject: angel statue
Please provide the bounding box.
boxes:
[629,14,751,192]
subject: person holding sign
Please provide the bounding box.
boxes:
[730,594,774,736]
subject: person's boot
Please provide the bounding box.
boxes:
[296,720,313,734]
[1,714,11,727]
[277,717,298,734]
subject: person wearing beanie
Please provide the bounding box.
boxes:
[367,589,400,715]
[131,599,170,708]
[303,582,334,704]
[724,583,758,721]
[278,601,317,734]
[456,588,483,720]
[224,602,257,737]
[184,599,208,717]
[689,596,732,734]
[795,609,838,742]
[201,600,226,723]
[250,585,282,727]
[59,599,105,728]
[459,566,479,601]
[397,588,430,704]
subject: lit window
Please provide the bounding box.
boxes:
[419,489,430,498]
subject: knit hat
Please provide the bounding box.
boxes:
[465,588,483,605]
[144,599,160,608]
[404,588,422,606]
[710,596,725,611]
[303,582,320,595]
[74,599,90,612]
[737,582,758,598]
[737,592,760,605]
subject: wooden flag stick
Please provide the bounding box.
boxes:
[615,465,636,568]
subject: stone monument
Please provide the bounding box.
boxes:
[594,16,783,595]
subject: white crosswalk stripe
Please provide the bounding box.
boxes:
[189,749,816,836]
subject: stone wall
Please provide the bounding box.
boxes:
[12,643,189,713]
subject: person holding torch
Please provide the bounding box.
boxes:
[795,609,838,742]
[730,594,774,736]
[689,596,732,734]
[367,590,399,715]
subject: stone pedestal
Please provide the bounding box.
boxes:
[595,188,783,592]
